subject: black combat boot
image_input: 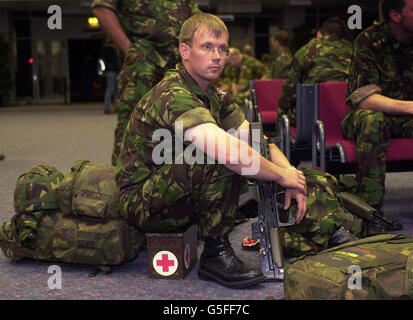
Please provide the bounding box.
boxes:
[198,234,265,288]
[328,227,359,248]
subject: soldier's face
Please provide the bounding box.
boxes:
[398,0,413,34]
[180,26,229,90]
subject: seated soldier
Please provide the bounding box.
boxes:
[225,47,266,106]
[266,30,293,80]
[116,13,359,289]
[342,0,412,233]
[278,17,352,127]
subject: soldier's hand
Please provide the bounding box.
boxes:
[284,188,307,224]
[277,166,307,195]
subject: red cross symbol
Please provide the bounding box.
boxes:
[156,253,175,272]
[184,244,190,269]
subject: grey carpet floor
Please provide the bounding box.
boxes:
[0,103,412,300]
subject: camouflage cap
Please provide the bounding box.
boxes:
[14,165,64,214]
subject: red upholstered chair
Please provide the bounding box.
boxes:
[248,79,284,129]
[312,81,413,174]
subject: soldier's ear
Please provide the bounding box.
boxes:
[389,9,402,23]
[180,42,190,60]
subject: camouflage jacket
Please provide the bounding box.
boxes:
[278,35,352,126]
[346,22,413,109]
[91,0,199,68]
[115,63,246,192]
[229,54,266,86]
[268,49,293,79]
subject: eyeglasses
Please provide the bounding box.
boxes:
[189,44,229,57]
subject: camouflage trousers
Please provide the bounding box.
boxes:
[280,169,365,257]
[119,163,243,239]
[112,45,174,166]
[342,109,413,208]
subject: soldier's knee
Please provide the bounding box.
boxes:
[356,109,385,134]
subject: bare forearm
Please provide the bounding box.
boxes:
[268,142,291,169]
[92,6,131,54]
[360,94,413,115]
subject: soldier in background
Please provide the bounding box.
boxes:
[277,17,352,127]
[260,53,272,68]
[242,44,255,57]
[91,0,199,165]
[342,0,413,231]
[266,30,293,79]
[225,47,266,106]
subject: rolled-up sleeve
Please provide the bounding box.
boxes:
[346,32,381,108]
[349,84,382,105]
[91,0,117,11]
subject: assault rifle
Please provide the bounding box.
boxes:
[337,192,402,232]
[246,90,295,280]
[306,174,403,232]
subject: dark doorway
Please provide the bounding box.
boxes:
[68,39,104,102]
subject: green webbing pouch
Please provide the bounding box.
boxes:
[56,160,121,219]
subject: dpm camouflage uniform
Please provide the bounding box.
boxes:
[115,63,247,239]
[267,49,293,79]
[280,169,365,258]
[228,54,266,106]
[278,35,352,127]
[342,22,413,209]
[91,0,199,166]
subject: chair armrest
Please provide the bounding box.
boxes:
[312,120,326,171]
[279,114,291,160]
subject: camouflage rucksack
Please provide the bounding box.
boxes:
[56,159,121,219]
[284,234,413,300]
[14,165,64,214]
[0,162,145,274]
[7,165,65,254]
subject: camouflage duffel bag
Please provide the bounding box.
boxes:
[284,234,413,300]
[56,160,121,219]
[0,211,145,269]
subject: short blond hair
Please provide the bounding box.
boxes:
[228,47,241,59]
[179,13,229,45]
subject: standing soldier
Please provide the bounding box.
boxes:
[277,17,352,127]
[91,0,199,165]
[342,0,413,232]
[225,47,266,106]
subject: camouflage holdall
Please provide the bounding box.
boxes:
[0,163,145,273]
[56,160,121,219]
[0,212,145,269]
[284,234,413,300]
